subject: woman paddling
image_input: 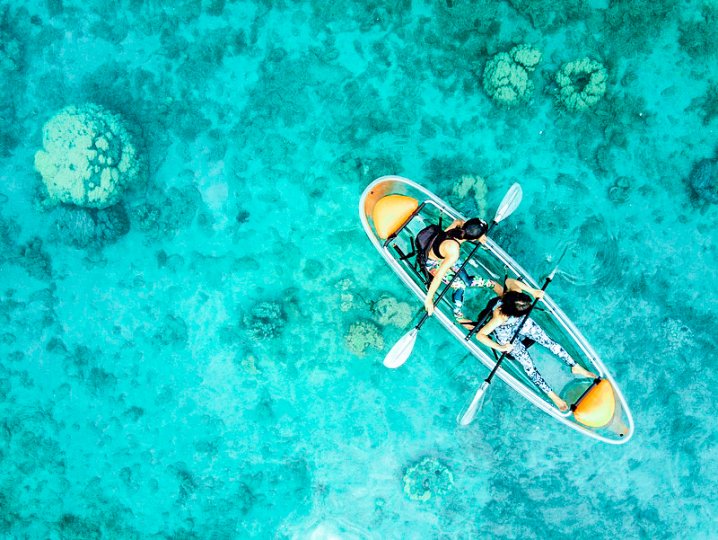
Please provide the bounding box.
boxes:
[461,279,596,411]
[421,218,495,319]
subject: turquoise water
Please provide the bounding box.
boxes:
[1,0,717,537]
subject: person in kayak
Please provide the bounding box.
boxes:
[421,217,495,319]
[463,280,596,411]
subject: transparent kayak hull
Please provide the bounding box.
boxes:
[359,176,634,444]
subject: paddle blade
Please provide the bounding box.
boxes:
[492,183,523,224]
[383,328,418,368]
[457,381,490,426]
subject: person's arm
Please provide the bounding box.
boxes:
[476,314,513,352]
[423,245,460,315]
[445,219,464,231]
[492,281,505,296]
[505,278,544,300]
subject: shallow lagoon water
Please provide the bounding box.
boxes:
[1,0,717,538]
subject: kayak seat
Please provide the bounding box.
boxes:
[571,378,616,428]
[373,195,419,240]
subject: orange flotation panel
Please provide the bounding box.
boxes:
[573,379,616,428]
[372,195,419,239]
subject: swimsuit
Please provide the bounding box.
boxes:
[492,306,577,395]
[424,257,493,314]
[418,226,493,315]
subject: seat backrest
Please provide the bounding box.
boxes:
[414,225,442,283]
[415,224,441,257]
[474,296,501,327]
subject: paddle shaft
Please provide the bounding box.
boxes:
[480,274,554,386]
[415,219,498,331]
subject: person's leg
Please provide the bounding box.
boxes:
[453,265,473,286]
[451,283,466,316]
[509,342,552,394]
[430,264,465,317]
[520,318,596,378]
[454,265,494,288]
[509,342,569,411]
[425,259,465,317]
[423,259,441,287]
[451,265,493,317]
[424,259,439,278]
[520,318,576,367]
[452,266,471,314]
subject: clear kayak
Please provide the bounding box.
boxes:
[359,175,634,444]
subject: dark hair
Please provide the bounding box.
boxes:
[447,218,488,240]
[500,291,533,317]
[462,218,488,240]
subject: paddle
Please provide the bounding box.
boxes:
[456,267,557,426]
[383,183,523,369]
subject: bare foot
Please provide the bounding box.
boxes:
[456,318,475,329]
[572,365,597,378]
[548,391,569,412]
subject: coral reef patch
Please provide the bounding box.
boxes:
[51,204,130,248]
[371,295,412,328]
[556,58,607,111]
[451,175,489,219]
[483,45,542,107]
[402,456,455,502]
[687,158,718,204]
[345,321,384,356]
[34,104,143,209]
[243,301,287,342]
